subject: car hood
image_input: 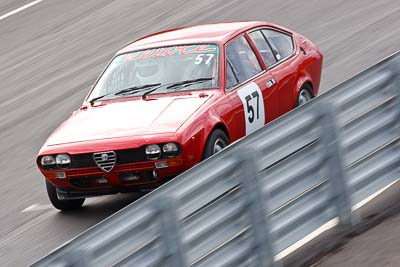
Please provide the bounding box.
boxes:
[46,94,211,146]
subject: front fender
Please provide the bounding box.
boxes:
[180,108,230,164]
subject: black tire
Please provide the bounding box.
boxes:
[202,129,229,160]
[46,180,85,211]
[296,84,313,107]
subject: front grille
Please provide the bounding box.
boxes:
[70,148,148,169]
[93,151,116,172]
[70,154,96,168]
[117,147,147,164]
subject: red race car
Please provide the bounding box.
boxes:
[37,21,323,210]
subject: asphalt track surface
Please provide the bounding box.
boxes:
[0,0,399,266]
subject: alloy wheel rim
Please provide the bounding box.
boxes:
[298,90,312,106]
[213,138,227,154]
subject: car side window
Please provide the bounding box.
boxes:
[248,30,277,67]
[226,36,262,89]
[262,29,294,60]
[226,60,239,88]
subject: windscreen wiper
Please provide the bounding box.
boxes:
[114,83,161,96]
[141,78,212,99]
[166,78,213,90]
[89,83,161,105]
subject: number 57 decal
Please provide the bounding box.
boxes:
[237,82,265,135]
[194,54,214,64]
[245,91,260,123]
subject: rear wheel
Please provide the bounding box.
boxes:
[202,129,229,159]
[46,180,85,211]
[296,85,313,107]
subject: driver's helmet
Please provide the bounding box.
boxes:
[135,57,162,84]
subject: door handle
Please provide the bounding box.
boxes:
[266,78,276,88]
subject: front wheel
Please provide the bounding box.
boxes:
[202,129,229,159]
[46,180,85,211]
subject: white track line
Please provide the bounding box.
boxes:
[352,179,399,211]
[275,218,339,261]
[275,179,399,261]
[21,203,53,213]
[0,0,43,21]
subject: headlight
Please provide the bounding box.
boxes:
[55,154,71,168]
[145,144,161,160]
[162,143,179,157]
[41,155,56,166]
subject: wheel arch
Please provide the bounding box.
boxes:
[210,122,230,141]
[301,81,314,97]
[200,121,230,159]
[294,76,315,106]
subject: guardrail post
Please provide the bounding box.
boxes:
[154,196,186,267]
[237,151,277,267]
[316,101,357,228]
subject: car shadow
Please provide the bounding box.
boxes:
[52,192,148,225]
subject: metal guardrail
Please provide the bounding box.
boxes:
[32,51,400,267]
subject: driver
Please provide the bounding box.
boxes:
[135,57,163,85]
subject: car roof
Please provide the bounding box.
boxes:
[117,21,267,54]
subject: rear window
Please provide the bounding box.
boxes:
[248,30,277,67]
[262,29,294,60]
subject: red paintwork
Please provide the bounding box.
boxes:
[37,21,323,195]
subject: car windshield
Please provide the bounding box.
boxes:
[88,44,219,101]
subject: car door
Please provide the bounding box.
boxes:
[260,28,298,115]
[224,34,278,140]
[246,30,283,120]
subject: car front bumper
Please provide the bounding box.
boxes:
[41,158,186,199]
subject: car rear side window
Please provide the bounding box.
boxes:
[248,30,277,67]
[226,36,262,89]
[262,29,294,60]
